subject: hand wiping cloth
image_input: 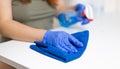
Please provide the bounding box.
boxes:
[30,30,89,63]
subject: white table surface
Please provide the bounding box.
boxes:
[0,14,120,69]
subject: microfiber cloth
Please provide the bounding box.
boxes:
[30,30,89,63]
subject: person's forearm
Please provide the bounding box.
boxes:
[0,20,47,42]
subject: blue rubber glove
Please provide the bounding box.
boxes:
[75,3,85,16]
[41,30,83,53]
[75,3,90,25]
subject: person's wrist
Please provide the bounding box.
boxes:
[36,29,47,42]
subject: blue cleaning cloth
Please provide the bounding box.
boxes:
[30,30,89,63]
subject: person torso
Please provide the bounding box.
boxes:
[12,0,56,29]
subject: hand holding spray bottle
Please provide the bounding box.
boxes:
[57,3,93,27]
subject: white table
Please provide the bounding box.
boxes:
[0,14,120,69]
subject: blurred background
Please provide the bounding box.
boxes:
[64,0,120,17]
[54,0,120,28]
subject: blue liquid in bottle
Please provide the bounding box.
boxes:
[58,10,80,27]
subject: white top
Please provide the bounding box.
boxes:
[0,14,120,69]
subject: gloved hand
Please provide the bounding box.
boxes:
[75,3,85,16]
[57,4,91,27]
[75,3,91,25]
[36,30,83,54]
